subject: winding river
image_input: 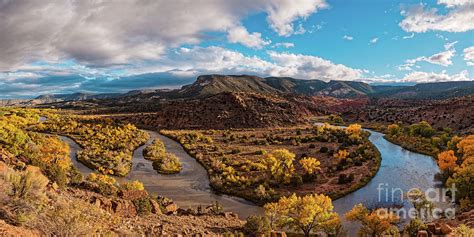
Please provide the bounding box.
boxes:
[58,127,449,233]
[60,131,262,218]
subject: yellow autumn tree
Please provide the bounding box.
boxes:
[345,204,399,237]
[445,135,474,202]
[346,124,362,136]
[447,159,474,202]
[266,149,295,184]
[437,150,458,173]
[457,135,474,161]
[387,124,401,136]
[299,157,321,176]
[264,193,339,237]
[333,150,349,160]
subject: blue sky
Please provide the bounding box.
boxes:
[0,0,473,98]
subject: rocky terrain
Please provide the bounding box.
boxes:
[94,92,320,129]
[0,159,244,236]
[343,95,474,134]
[26,75,473,133]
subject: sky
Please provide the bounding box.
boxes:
[0,0,473,98]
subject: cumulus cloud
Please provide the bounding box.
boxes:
[399,2,474,33]
[406,50,455,67]
[161,47,363,81]
[265,0,328,36]
[343,35,354,41]
[401,70,472,83]
[403,41,457,68]
[227,26,271,49]
[437,0,472,8]
[267,51,362,80]
[0,45,367,97]
[0,0,328,71]
[463,46,474,66]
[272,42,295,48]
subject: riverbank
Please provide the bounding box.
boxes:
[160,125,382,205]
[384,134,437,158]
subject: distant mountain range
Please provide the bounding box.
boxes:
[131,75,474,100]
[3,75,474,106]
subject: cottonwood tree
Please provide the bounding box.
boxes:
[299,157,321,177]
[264,193,341,237]
[437,150,457,175]
[345,203,399,237]
[266,149,295,184]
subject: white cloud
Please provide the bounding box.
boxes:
[343,35,354,41]
[2,46,364,91]
[0,0,329,71]
[464,46,474,65]
[437,0,472,8]
[398,64,414,71]
[369,37,379,44]
[265,0,328,36]
[402,70,472,83]
[399,2,474,33]
[267,51,362,80]
[166,47,363,81]
[444,41,458,50]
[273,42,295,48]
[227,26,271,49]
[404,42,457,67]
[403,33,415,39]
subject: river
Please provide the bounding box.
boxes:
[58,127,449,234]
[60,130,262,218]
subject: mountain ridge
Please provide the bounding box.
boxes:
[5,74,474,105]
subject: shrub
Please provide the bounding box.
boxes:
[44,165,68,187]
[32,197,109,235]
[121,180,145,191]
[244,215,271,236]
[255,150,267,155]
[133,197,152,215]
[409,121,436,138]
[454,225,474,236]
[210,201,223,214]
[329,114,344,124]
[68,167,83,185]
[290,175,303,187]
[387,124,401,136]
[338,174,354,184]
[6,168,49,200]
[86,173,118,196]
[299,157,321,176]
[255,184,269,200]
[320,146,329,153]
[403,218,426,237]
[152,153,182,174]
